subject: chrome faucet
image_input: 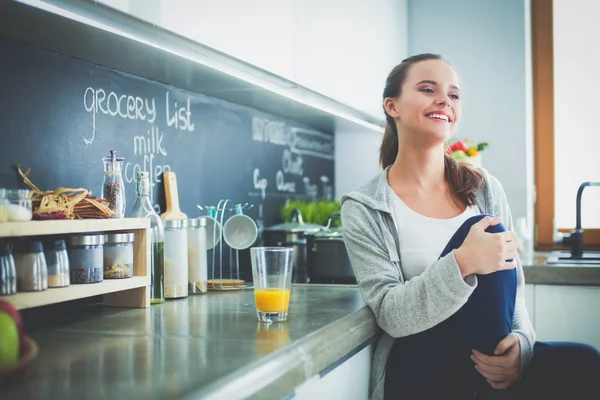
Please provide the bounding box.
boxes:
[558,181,600,258]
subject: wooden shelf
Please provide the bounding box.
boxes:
[0,218,152,309]
[0,218,150,238]
[8,276,151,310]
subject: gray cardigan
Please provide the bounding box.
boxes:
[340,166,535,400]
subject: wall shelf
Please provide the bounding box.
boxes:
[0,218,152,310]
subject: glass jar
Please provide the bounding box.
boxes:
[0,241,17,295]
[67,234,104,284]
[43,238,70,288]
[13,239,48,292]
[164,219,188,299]
[0,189,7,223]
[188,218,208,294]
[102,150,126,219]
[104,233,134,279]
[4,189,32,222]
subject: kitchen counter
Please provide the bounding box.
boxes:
[1,285,377,400]
[521,252,600,286]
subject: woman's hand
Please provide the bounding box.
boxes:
[471,333,521,389]
[454,216,518,277]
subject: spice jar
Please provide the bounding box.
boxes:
[164,219,188,299]
[4,189,32,222]
[104,233,134,279]
[0,242,17,295]
[188,218,208,294]
[67,234,104,284]
[14,239,48,292]
[43,238,70,288]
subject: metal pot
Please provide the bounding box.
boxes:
[306,213,356,284]
[262,208,322,283]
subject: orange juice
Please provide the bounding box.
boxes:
[254,288,291,313]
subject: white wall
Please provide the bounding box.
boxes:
[407,0,533,227]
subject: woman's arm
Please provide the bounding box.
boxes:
[341,198,477,338]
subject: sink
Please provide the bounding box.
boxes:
[546,251,600,265]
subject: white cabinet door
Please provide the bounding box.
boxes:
[534,285,600,350]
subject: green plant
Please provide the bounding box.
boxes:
[280,199,341,227]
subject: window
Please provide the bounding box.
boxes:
[532,0,600,251]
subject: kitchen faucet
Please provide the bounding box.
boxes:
[558,181,600,258]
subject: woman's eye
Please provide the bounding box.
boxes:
[420,87,434,93]
[450,94,460,100]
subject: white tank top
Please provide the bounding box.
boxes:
[388,185,480,281]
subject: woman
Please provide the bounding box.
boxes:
[340,54,600,399]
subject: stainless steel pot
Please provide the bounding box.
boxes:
[262,208,322,283]
[306,213,356,284]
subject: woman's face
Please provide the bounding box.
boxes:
[388,59,462,144]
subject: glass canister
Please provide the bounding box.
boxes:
[43,238,70,288]
[104,233,134,279]
[13,239,48,292]
[0,189,7,223]
[102,150,126,219]
[188,217,208,294]
[164,219,188,299]
[0,241,17,295]
[4,189,32,222]
[67,234,104,284]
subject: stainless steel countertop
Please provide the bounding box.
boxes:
[1,285,377,400]
[521,252,600,285]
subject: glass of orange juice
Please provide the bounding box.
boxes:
[250,247,294,322]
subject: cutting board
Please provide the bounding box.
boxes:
[161,171,188,220]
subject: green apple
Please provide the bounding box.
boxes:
[0,312,19,368]
[451,150,468,161]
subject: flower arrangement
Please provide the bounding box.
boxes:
[446,138,489,167]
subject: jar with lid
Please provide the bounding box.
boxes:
[0,241,17,295]
[13,239,48,292]
[164,219,188,299]
[104,233,134,279]
[188,217,208,294]
[0,189,7,223]
[43,238,70,288]
[102,150,126,219]
[67,234,104,284]
[2,189,32,222]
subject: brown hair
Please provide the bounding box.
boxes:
[380,53,483,207]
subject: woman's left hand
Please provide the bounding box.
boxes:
[471,333,521,389]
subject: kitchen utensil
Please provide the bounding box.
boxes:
[161,171,187,220]
[223,204,258,250]
[262,208,322,284]
[306,212,355,284]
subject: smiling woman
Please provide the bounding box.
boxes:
[340,54,600,400]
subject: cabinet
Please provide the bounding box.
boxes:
[533,284,600,350]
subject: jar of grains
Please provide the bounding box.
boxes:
[67,234,104,284]
[164,219,188,299]
[103,232,134,279]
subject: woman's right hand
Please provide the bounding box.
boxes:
[454,216,518,277]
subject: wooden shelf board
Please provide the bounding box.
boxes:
[6,276,151,310]
[0,218,150,238]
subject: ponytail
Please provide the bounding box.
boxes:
[443,152,484,207]
[379,122,398,169]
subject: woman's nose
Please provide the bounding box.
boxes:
[437,97,451,107]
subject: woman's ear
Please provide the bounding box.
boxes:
[384,97,400,119]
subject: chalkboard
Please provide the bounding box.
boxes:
[0,38,334,278]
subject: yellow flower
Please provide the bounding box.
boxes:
[467,148,478,157]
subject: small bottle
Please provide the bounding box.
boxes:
[188,217,208,294]
[102,150,126,218]
[164,219,189,299]
[43,238,70,288]
[128,172,165,304]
